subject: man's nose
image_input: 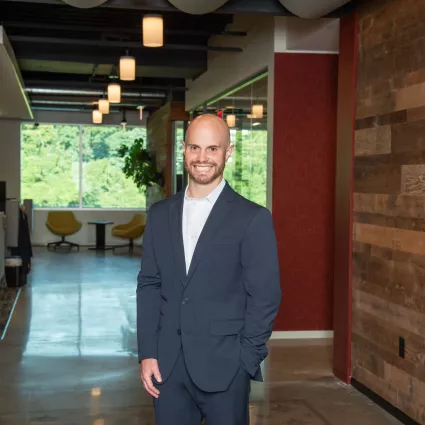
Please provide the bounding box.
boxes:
[197,149,208,162]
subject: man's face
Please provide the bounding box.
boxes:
[183,125,233,185]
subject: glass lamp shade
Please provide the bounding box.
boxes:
[143,15,163,47]
[252,104,263,119]
[119,56,136,81]
[226,114,235,127]
[98,99,109,114]
[108,83,121,104]
[92,110,102,124]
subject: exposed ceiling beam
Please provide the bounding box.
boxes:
[24,79,187,91]
[25,86,167,98]
[8,35,243,53]
[2,22,247,38]
[12,43,206,69]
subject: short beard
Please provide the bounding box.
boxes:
[184,158,225,185]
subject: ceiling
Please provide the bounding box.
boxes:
[0,0,241,115]
[0,0,356,117]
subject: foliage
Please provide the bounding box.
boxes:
[21,124,147,209]
[117,138,163,189]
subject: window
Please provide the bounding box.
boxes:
[21,123,147,209]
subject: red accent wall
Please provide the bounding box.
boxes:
[272,53,338,331]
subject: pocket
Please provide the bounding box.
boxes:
[209,318,244,335]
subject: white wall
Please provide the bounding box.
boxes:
[0,119,21,200]
[31,209,144,247]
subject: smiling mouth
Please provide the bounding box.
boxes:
[193,165,213,172]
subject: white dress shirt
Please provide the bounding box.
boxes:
[182,178,226,274]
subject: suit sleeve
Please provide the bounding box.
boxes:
[136,205,161,361]
[240,207,281,378]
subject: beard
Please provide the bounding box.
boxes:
[184,156,226,185]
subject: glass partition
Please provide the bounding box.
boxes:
[191,73,268,206]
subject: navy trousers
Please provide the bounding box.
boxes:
[153,350,251,425]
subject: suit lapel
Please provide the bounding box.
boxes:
[184,183,235,287]
[169,190,186,284]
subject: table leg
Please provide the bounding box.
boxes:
[96,223,105,248]
[89,224,113,251]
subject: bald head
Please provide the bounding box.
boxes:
[182,113,234,186]
[185,114,231,147]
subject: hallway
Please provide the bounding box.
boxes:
[0,249,401,425]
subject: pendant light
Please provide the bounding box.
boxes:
[121,110,127,132]
[92,109,102,124]
[119,50,136,81]
[137,105,144,120]
[98,98,109,114]
[108,82,121,103]
[143,15,163,47]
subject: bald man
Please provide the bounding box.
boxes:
[137,114,281,425]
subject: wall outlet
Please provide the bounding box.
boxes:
[399,336,405,358]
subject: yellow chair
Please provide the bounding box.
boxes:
[112,214,146,252]
[46,211,82,251]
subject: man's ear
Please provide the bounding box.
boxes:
[226,144,235,161]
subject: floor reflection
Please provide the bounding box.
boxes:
[0,248,402,425]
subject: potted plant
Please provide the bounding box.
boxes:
[118,138,163,190]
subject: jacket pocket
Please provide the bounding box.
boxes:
[210,318,244,335]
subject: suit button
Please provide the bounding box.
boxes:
[182,298,189,305]
[177,329,181,335]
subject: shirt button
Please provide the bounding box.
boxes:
[182,298,189,305]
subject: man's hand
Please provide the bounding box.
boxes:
[141,358,162,398]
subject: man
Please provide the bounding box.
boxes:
[137,114,281,425]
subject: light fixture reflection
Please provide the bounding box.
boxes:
[91,387,101,397]
[226,114,235,127]
[252,104,263,119]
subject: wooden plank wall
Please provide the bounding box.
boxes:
[353,1,425,423]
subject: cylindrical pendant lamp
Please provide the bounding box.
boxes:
[108,83,121,103]
[92,109,102,124]
[119,55,136,81]
[143,15,163,47]
[98,99,110,114]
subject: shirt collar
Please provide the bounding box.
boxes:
[184,178,226,205]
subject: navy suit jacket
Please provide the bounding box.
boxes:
[137,181,281,392]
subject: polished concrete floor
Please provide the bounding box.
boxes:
[0,248,402,425]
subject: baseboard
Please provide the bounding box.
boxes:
[351,378,420,425]
[270,330,333,339]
